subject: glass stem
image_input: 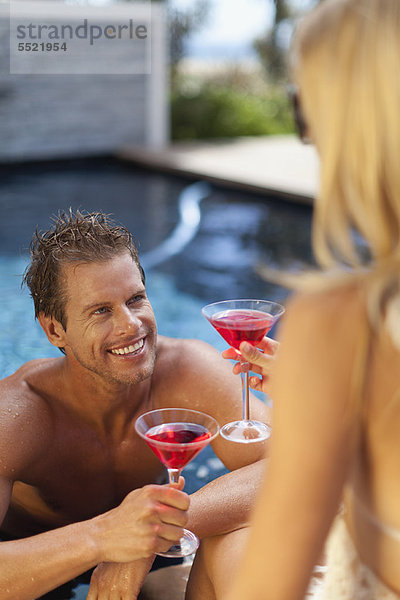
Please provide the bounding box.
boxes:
[241,361,250,421]
[168,468,181,485]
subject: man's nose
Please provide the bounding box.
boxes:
[114,306,140,334]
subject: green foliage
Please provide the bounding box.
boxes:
[171,79,295,141]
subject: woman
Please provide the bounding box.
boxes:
[224,0,400,598]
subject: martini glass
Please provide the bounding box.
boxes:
[202,299,285,443]
[135,408,219,557]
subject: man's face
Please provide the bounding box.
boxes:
[59,253,157,387]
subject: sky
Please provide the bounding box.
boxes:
[173,0,274,44]
[172,0,274,57]
[76,0,315,59]
[171,0,315,59]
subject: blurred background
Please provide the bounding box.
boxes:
[0,0,320,374]
[0,0,319,511]
[169,0,317,140]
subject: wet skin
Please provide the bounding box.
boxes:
[2,354,171,536]
[0,254,164,535]
[0,254,267,538]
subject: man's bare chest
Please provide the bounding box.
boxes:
[6,426,167,535]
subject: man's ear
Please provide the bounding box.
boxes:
[38,313,67,349]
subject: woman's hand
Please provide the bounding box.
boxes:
[222,337,279,394]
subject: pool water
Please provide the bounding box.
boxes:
[0,156,314,482]
[0,158,313,598]
[0,157,313,379]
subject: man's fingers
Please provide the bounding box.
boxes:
[166,475,185,491]
[86,585,96,600]
[157,522,185,543]
[151,485,190,511]
[157,503,189,528]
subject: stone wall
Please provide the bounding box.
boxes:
[0,1,168,162]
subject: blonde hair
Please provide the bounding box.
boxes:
[290,0,400,321]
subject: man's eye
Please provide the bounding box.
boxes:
[94,307,108,315]
[129,295,145,304]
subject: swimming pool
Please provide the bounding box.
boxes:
[0,157,313,598]
[0,155,313,455]
[0,157,313,374]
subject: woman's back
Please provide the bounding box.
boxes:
[344,307,400,594]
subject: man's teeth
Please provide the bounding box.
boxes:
[110,339,144,355]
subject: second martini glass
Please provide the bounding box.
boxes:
[202,299,285,443]
[135,408,219,557]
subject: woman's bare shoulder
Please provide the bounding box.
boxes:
[274,282,368,411]
[283,280,366,339]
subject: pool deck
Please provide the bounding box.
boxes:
[118,135,319,205]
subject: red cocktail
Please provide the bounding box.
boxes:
[135,408,219,557]
[202,299,285,443]
[146,422,212,469]
[209,309,275,351]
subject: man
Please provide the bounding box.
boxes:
[0,210,269,599]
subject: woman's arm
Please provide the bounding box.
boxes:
[225,288,362,600]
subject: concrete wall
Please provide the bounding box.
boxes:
[0,1,169,162]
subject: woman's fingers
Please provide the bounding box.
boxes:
[222,338,280,393]
[257,337,279,355]
[239,342,273,366]
[222,348,241,360]
[222,338,278,362]
[248,375,265,391]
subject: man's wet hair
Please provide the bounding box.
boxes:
[23,209,145,330]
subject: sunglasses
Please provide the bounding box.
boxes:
[288,85,311,144]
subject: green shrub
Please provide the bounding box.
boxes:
[171,82,295,140]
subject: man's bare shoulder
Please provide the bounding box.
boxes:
[156,336,223,374]
[0,358,61,478]
[0,357,63,396]
[153,336,242,408]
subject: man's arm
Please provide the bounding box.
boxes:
[187,459,266,539]
[157,337,270,538]
[86,337,270,599]
[0,480,189,600]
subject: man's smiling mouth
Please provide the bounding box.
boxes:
[109,338,144,356]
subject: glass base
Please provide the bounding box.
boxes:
[220,420,271,443]
[156,529,199,558]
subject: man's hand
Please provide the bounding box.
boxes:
[92,483,189,565]
[87,557,154,600]
[222,338,279,394]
